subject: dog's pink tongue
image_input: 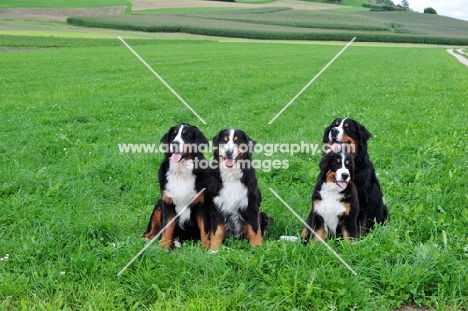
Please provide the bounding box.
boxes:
[337,181,347,189]
[225,157,235,167]
[171,153,183,163]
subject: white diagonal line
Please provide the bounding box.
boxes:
[268,188,357,276]
[117,188,206,277]
[118,36,207,125]
[268,37,356,124]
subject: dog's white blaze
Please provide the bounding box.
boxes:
[336,154,350,182]
[315,183,346,235]
[221,129,238,160]
[171,125,184,154]
[329,118,347,142]
[165,159,196,225]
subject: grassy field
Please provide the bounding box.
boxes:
[1,32,468,310]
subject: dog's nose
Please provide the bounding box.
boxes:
[225,150,233,157]
[331,128,339,139]
[341,172,349,181]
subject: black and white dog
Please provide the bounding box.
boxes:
[301,152,359,242]
[207,128,272,252]
[145,124,211,249]
[323,118,388,234]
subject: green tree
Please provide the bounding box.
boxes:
[424,7,437,14]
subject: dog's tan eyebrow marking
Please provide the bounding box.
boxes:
[234,136,238,142]
[345,160,350,165]
[344,123,349,128]
[223,136,229,142]
[337,158,341,163]
[335,121,340,126]
[182,129,187,134]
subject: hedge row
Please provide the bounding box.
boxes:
[66,16,468,45]
[363,3,406,11]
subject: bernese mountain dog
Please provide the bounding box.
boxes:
[144,123,211,249]
[301,152,359,242]
[323,118,388,234]
[206,128,272,252]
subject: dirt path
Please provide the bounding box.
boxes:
[0,6,126,22]
[447,49,468,67]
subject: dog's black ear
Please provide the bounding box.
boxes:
[160,126,173,144]
[322,119,336,143]
[242,131,257,150]
[319,152,332,172]
[347,154,355,180]
[355,121,372,155]
[194,127,209,147]
[357,122,372,143]
[212,132,221,158]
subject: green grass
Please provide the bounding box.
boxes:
[1,35,467,310]
[0,0,130,8]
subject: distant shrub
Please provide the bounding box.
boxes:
[363,2,405,11]
[424,7,437,14]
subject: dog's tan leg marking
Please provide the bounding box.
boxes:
[160,216,175,249]
[342,228,353,243]
[312,227,326,244]
[245,221,263,247]
[300,228,310,239]
[162,191,173,205]
[197,215,211,249]
[210,223,226,252]
[192,193,204,205]
[145,208,162,240]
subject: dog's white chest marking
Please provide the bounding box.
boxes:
[214,167,248,214]
[314,183,346,235]
[165,160,196,225]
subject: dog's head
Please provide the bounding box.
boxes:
[322,118,371,158]
[160,124,208,163]
[213,128,256,169]
[319,152,354,191]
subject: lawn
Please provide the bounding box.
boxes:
[0,36,467,310]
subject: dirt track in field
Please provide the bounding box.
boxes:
[0,6,126,22]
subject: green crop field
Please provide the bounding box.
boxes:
[68,6,468,45]
[1,33,468,310]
